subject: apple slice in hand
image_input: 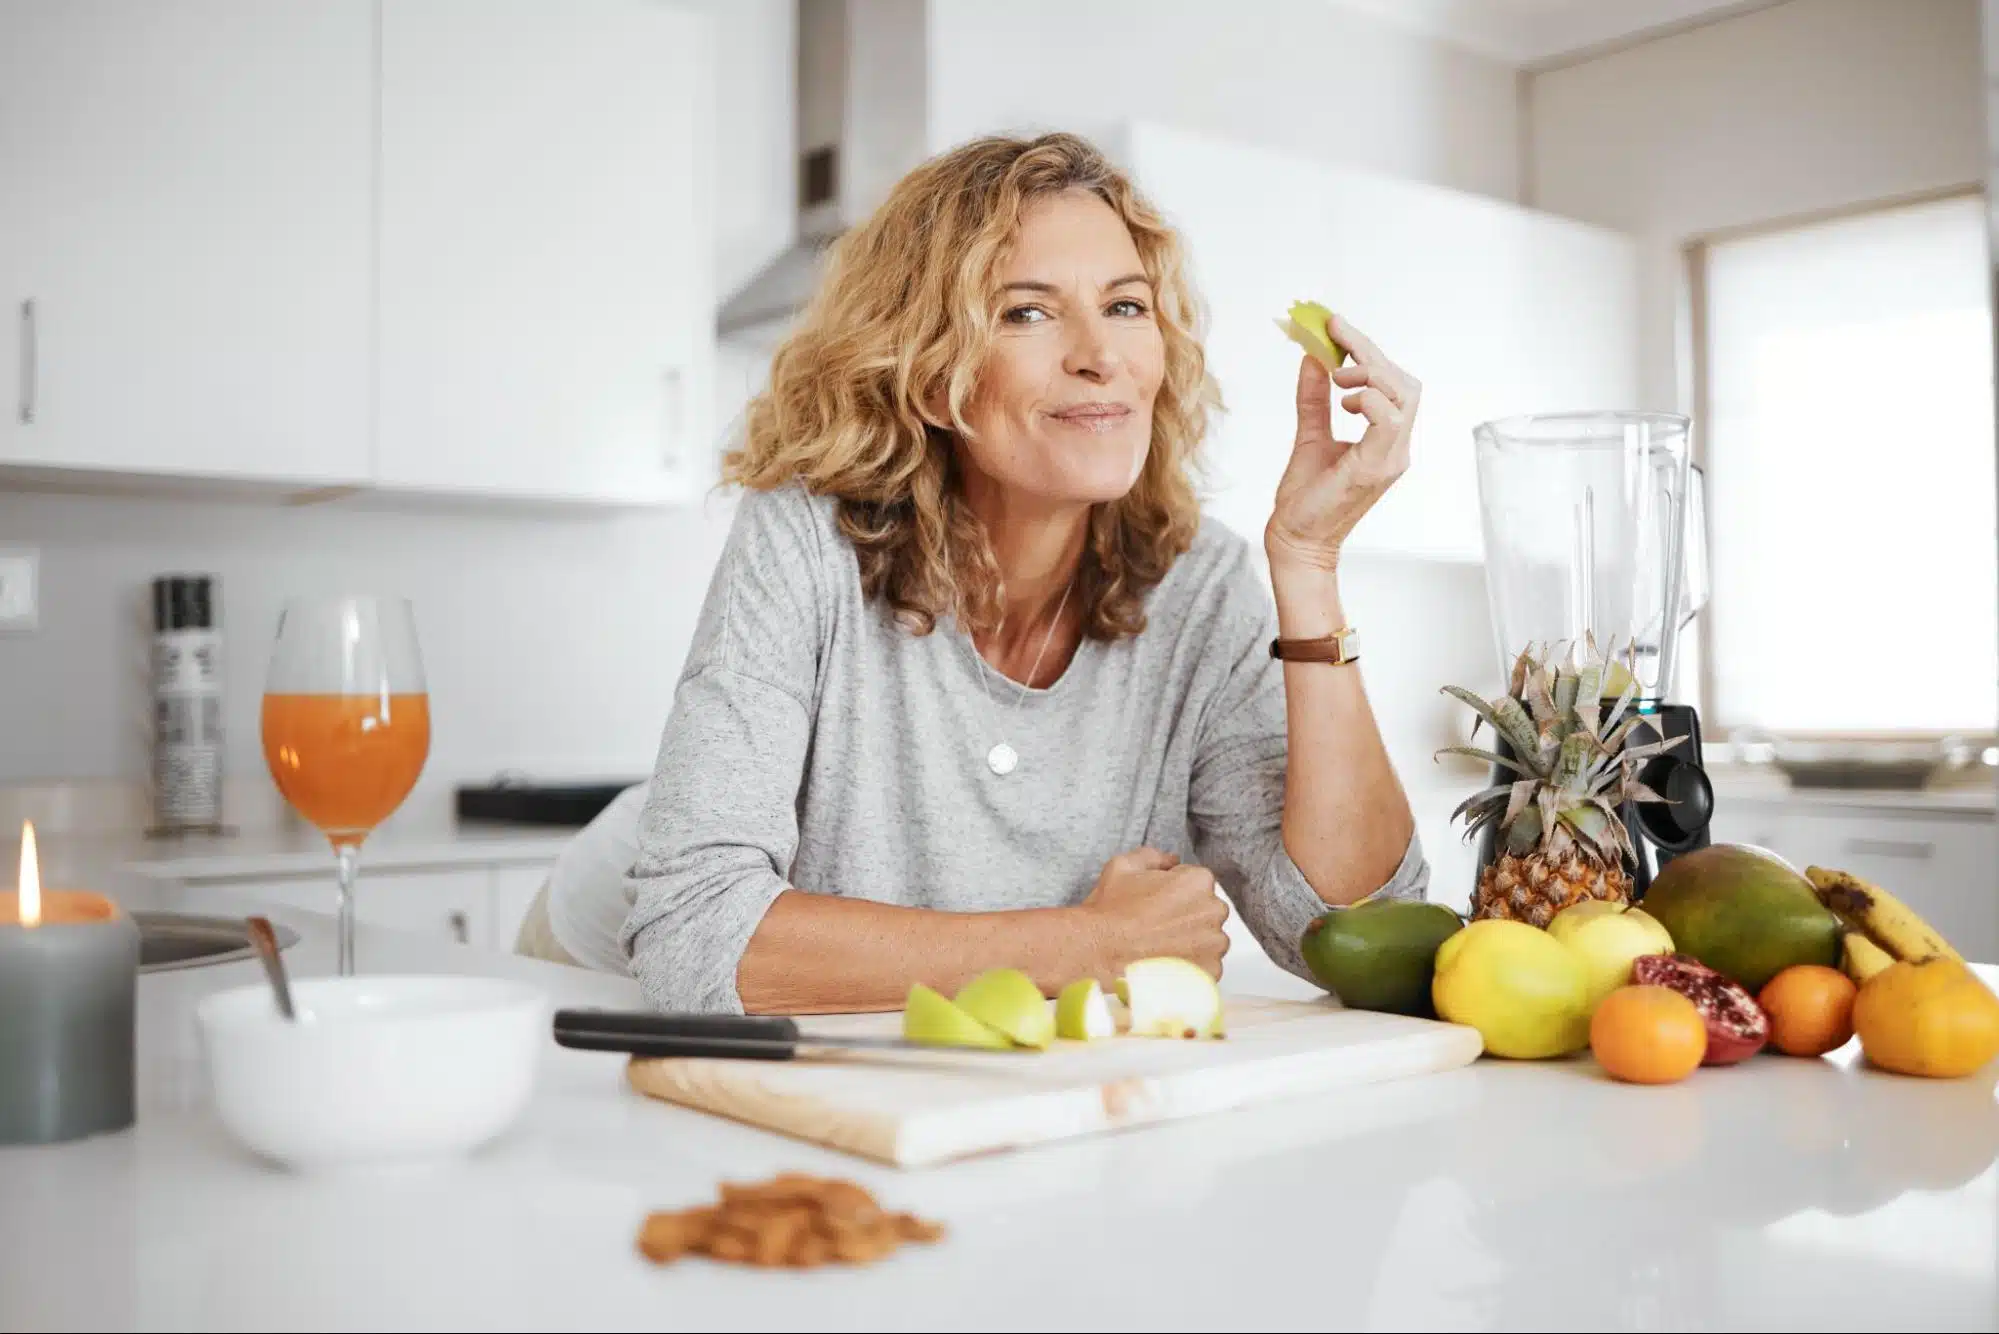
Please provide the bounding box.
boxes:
[1273,299,1348,372]
[1122,957,1225,1039]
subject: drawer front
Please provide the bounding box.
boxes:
[1783,811,1998,963]
[177,867,491,949]
[1705,801,1800,867]
[489,863,553,954]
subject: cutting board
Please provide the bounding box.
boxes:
[626,996,1483,1167]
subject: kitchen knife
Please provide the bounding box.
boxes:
[551,1008,1021,1061]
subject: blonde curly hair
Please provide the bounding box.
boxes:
[724,132,1215,640]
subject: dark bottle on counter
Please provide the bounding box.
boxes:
[150,574,224,834]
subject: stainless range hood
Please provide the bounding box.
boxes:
[717,0,929,343]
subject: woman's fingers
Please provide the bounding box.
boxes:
[1330,312,1389,370]
[1340,386,1403,430]
[1329,314,1421,406]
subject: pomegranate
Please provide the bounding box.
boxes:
[1630,954,1770,1065]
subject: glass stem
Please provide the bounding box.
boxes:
[334,842,361,977]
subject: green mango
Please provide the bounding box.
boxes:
[1639,844,1841,993]
[1300,899,1464,1016]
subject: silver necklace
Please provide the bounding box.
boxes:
[967,577,1075,776]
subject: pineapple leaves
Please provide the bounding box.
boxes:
[1503,778,1538,830]
[1523,667,1558,728]
[1438,686,1540,761]
[1449,783,1516,824]
[1507,647,1533,699]
[1434,745,1537,779]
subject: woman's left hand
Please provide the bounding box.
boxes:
[1265,313,1420,574]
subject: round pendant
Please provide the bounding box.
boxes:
[986,742,1018,776]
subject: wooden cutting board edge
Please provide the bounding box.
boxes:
[625,1021,1484,1168]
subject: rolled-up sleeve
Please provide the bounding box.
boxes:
[618,487,824,1013]
[1187,574,1428,982]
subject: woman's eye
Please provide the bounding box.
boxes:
[1001,305,1049,325]
[1108,298,1150,318]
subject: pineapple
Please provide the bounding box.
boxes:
[1437,640,1682,928]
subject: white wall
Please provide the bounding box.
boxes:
[1527,0,1986,409]
[925,0,1524,202]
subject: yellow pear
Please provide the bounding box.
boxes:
[1548,902,1675,1011]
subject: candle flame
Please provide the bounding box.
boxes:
[19,819,40,927]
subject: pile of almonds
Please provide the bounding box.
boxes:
[637,1172,946,1269]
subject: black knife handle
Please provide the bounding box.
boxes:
[551,1009,803,1061]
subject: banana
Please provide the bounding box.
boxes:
[1841,931,1895,984]
[1807,866,1963,966]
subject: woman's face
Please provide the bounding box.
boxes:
[956,189,1166,509]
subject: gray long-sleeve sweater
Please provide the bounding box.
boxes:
[612,483,1427,1013]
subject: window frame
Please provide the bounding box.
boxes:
[1684,184,1995,745]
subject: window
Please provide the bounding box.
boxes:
[1696,193,1997,736]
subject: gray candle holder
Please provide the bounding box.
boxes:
[0,910,140,1144]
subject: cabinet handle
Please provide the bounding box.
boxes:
[18,299,35,424]
[447,910,470,945]
[660,367,684,471]
[1841,837,1935,861]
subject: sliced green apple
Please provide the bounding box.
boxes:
[902,983,1011,1050]
[953,968,1054,1049]
[1122,957,1225,1039]
[1274,299,1347,372]
[1054,978,1116,1041]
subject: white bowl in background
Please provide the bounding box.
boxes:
[197,975,549,1170]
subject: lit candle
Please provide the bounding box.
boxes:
[1,821,140,1144]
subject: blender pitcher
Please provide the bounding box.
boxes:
[1472,411,1713,892]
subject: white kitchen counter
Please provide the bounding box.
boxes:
[17,823,573,906]
[2,912,1995,1332]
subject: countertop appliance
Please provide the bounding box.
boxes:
[1473,411,1713,895]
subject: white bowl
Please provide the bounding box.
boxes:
[197,975,549,1170]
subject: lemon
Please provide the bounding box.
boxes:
[1433,920,1591,1059]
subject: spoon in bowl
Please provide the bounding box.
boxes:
[246,915,299,1021]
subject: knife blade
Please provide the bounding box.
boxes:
[550,1008,1020,1061]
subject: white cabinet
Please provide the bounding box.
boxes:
[489,863,551,954]
[1708,798,1998,963]
[0,0,715,505]
[1114,123,1639,562]
[167,860,555,953]
[0,0,374,484]
[375,0,712,502]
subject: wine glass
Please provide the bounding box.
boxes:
[261,596,430,975]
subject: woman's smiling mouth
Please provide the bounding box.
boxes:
[1048,402,1135,432]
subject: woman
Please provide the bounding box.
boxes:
[544,132,1427,1014]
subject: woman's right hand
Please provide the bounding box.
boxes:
[1076,848,1230,979]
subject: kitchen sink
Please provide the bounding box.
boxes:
[133,911,299,974]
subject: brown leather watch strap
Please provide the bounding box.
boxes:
[1269,628,1359,664]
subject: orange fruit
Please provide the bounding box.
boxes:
[1853,959,1999,1078]
[1590,985,1707,1084]
[1758,964,1857,1057]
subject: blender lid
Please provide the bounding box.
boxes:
[1475,410,1690,445]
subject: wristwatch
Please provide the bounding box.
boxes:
[1269,627,1360,665]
